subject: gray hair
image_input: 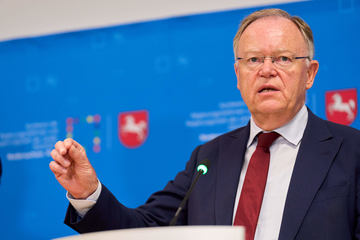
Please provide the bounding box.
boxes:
[233,9,315,60]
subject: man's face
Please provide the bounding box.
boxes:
[234,17,319,127]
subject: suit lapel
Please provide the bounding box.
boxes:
[278,109,343,240]
[215,123,250,225]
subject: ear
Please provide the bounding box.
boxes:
[305,60,319,90]
[234,62,241,90]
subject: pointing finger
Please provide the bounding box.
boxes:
[68,139,82,149]
[63,138,76,150]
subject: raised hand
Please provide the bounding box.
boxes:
[49,138,98,199]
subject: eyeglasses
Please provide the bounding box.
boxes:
[237,53,309,70]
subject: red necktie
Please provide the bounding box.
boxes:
[234,132,280,240]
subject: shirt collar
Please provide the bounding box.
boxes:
[247,105,308,148]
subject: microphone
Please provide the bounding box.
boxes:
[169,159,211,226]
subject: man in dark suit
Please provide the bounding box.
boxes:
[50,9,360,240]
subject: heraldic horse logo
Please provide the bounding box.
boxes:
[121,115,147,141]
[328,93,356,121]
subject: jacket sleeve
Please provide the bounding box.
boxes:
[64,145,202,233]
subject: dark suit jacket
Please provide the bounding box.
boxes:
[65,108,360,239]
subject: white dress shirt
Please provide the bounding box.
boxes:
[69,105,308,236]
[232,105,308,240]
[67,180,101,218]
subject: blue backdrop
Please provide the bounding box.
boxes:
[0,0,359,239]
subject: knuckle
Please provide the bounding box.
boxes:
[55,141,65,152]
[50,149,56,158]
[49,161,57,172]
[51,150,62,162]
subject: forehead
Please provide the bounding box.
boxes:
[238,17,307,55]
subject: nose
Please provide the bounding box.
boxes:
[259,57,278,78]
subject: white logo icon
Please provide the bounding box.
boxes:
[328,93,356,121]
[121,115,147,141]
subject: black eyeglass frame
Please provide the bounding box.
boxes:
[236,56,310,62]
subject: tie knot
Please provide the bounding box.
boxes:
[257,132,280,148]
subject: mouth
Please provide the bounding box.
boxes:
[258,87,278,93]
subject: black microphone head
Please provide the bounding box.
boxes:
[197,159,211,175]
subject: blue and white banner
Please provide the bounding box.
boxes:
[0,0,359,239]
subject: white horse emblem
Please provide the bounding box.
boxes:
[121,115,147,140]
[328,93,356,121]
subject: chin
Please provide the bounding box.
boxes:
[256,102,286,114]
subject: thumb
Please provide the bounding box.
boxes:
[68,140,89,165]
